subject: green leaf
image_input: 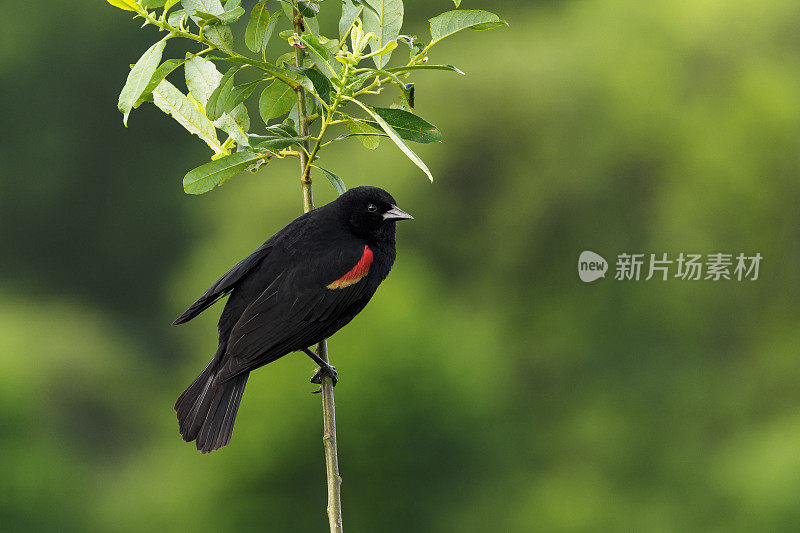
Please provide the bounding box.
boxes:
[316,167,347,195]
[185,56,250,146]
[355,0,379,16]
[206,66,240,121]
[181,0,220,18]
[206,24,235,52]
[244,0,268,49]
[245,3,281,54]
[218,103,251,146]
[264,123,299,137]
[201,64,261,119]
[152,79,223,153]
[191,10,219,22]
[227,80,262,112]
[339,0,362,39]
[344,120,382,149]
[453,0,461,6]
[287,103,300,129]
[167,9,186,26]
[209,78,262,126]
[279,0,318,18]
[274,51,296,67]
[363,0,403,69]
[181,0,235,53]
[164,0,181,14]
[305,69,332,105]
[219,0,244,22]
[230,103,250,131]
[185,55,222,106]
[320,36,343,76]
[299,0,320,17]
[192,6,244,25]
[183,150,266,194]
[348,98,434,181]
[259,80,297,122]
[279,0,292,18]
[363,107,441,143]
[386,64,465,75]
[304,12,320,36]
[299,34,337,79]
[216,109,250,147]
[107,0,138,11]
[300,34,330,62]
[134,58,186,108]
[278,0,318,18]
[285,65,332,105]
[264,10,284,51]
[428,10,507,48]
[249,135,310,151]
[141,0,167,8]
[118,37,169,126]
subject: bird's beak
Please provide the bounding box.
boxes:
[383,205,414,221]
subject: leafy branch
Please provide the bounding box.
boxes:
[110,0,506,195]
[108,0,505,531]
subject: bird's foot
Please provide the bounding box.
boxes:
[310,363,337,393]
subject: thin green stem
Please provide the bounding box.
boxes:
[302,61,351,179]
[138,7,247,59]
[292,9,343,533]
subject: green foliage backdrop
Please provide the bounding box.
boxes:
[2,0,800,531]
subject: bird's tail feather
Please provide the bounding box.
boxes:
[195,372,248,453]
[175,345,249,453]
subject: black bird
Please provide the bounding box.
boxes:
[173,186,413,453]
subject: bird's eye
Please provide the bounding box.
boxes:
[367,203,378,213]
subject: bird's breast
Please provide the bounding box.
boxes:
[326,244,374,289]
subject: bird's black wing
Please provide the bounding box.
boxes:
[172,242,274,325]
[172,213,316,325]
[214,241,374,382]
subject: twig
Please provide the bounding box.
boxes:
[293,8,344,533]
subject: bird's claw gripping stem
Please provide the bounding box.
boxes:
[302,346,338,393]
[311,364,337,393]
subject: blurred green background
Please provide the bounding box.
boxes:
[2,0,800,531]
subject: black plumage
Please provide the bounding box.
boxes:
[173,186,412,453]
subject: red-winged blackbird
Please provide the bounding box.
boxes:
[173,186,413,453]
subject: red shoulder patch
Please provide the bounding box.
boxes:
[326,245,373,289]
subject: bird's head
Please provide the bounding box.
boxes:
[337,186,413,241]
